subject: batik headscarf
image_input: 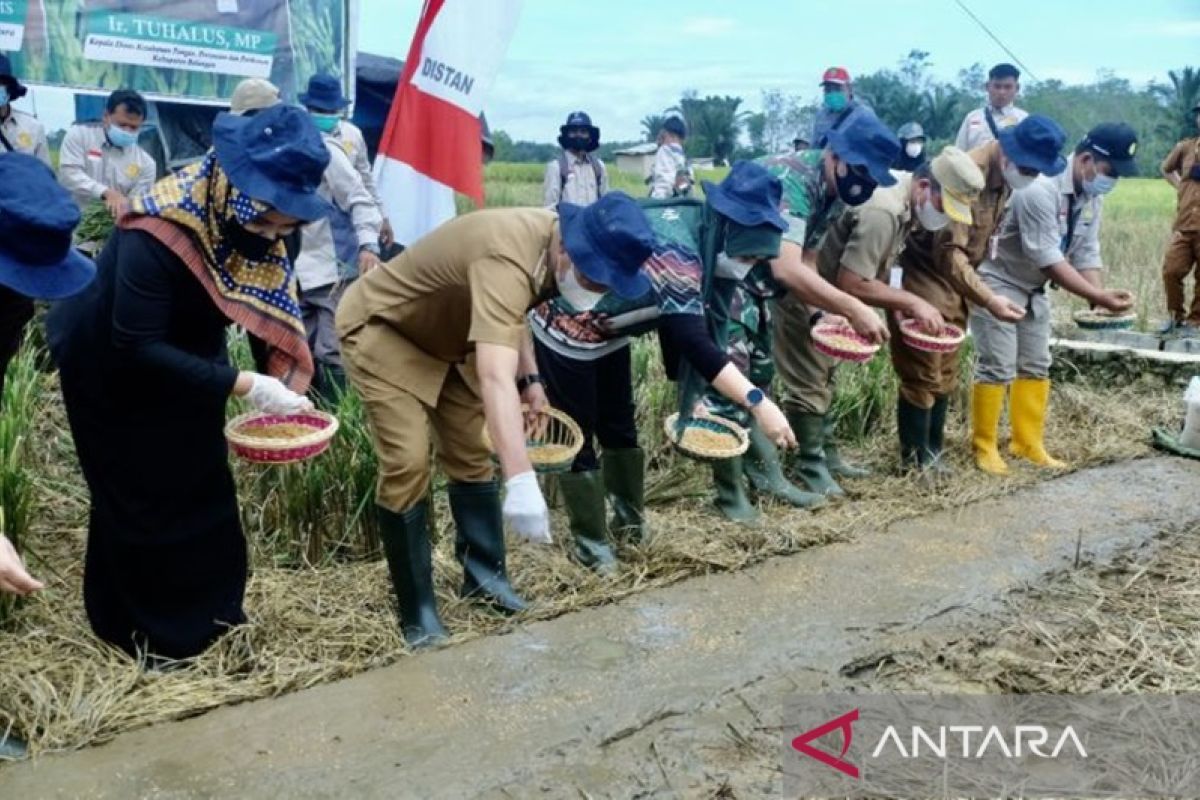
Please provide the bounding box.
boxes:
[121,151,313,391]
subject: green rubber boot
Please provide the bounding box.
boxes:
[897,396,932,470]
[377,502,449,649]
[927,395,953,476]
[558,470,618,575]
[712,456,762,525]
[743,422,826,509]
[601,447,649,544]
[823,414,870,480]
[789,411,845,498]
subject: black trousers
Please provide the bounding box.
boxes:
[534,338,638,472]
[0,287,34,403]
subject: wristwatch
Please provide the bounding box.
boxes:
[516,374,544,393]
[744,387,765,409]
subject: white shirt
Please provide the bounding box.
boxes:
[58,123,156,209]
[0,108,49,165]
[294,141,383,292]
[648,142,689,199]
[542,151,608,207]
[955,104,1029,152]
[326,120,384,210]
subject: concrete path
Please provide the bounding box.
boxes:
[3,457,1198,799]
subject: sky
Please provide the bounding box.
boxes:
[12,0,1200,139]
[356,0,1200,142]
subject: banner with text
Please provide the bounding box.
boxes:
[6,0,355,105]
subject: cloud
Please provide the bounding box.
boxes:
[1130,20,1200,38]
[680,16,737,37]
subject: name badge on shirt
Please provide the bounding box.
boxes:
[889,267,903,289]
[86,148,103,160]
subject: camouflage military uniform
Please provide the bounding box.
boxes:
[758,151,844,415]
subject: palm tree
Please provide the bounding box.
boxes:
[922,86,967,142]
[640,114,667,143]
[1154,67,1200,141]
[667,94,749,165]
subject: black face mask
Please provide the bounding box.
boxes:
[567,134,591,151]
[222,217,278,261]
[835,164,877,207]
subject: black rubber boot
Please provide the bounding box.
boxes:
[712,456,762,526]
[377,502,449,648]
[823,414,870,480]
[789,411,845,498]
[558,470,618,575]
[897,397,933,471]
[927,395,953,476]
[448,481,528,615]
[743,422,825,509]
[601,447,649,544]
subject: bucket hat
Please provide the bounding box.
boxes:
[558,191,654,299]
[0,154,95,300]
[212,105,333,222]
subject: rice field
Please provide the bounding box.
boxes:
[0,164,1189,756]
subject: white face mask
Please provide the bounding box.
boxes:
[1002,159,1037,191]
[916,194,950,232]
[557,264,605,311]
[904,141,924,158]
[713,251,753,281]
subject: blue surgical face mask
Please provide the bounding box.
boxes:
[0,86,9,107]
[107,125,139,148]
[311,113,340,133]
[824,90,848,113]
[1084,172,1117,197]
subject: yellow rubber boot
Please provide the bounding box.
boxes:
[971,382,1010,475]
[1008,377,1068,469]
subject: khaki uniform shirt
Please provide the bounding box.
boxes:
[955,104,1028,152]
[817,172,914,285]
[1162,137,1200,232]
[327,119,384,210]
[0,109,50,165]
[335,208,554,407]
[58,123,157,209]
[898,141,1006,321]
[542,151,608,207]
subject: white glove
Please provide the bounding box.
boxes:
[502,471,551,544]
[247,374,312,414]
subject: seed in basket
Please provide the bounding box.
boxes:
[239,422,314,440]
[527,443,574,464]
[679,425,736,451]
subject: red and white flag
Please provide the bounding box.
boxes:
[374,0,522,247]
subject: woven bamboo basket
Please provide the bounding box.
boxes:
[225,410,339,465]
[1073,309,1136,331]
[899,319,966,353]
[482,405,584,473]
[663,412,749,462]
[811,321,880,363]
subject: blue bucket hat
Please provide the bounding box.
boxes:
[558,192,655,300]
[299,73,350,112]
[212,105,333,223]
[701,161,788,232]
[997,114,1067,176]
[0,154,95,300]
[824,107,901,187]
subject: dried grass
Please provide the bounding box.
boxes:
[0,369,1178,755]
